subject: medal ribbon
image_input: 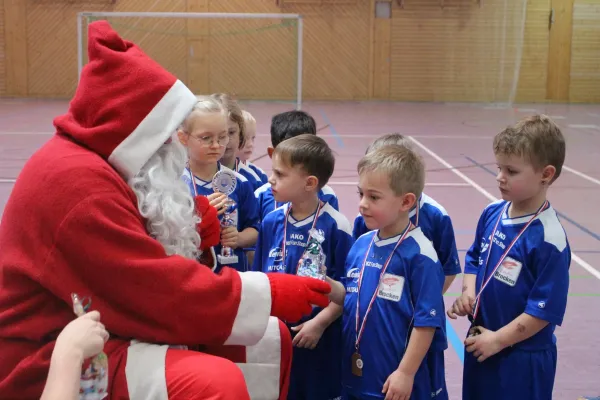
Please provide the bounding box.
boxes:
[354,222,414,352]
[472,200,549,320]
[282,202,324,275]
[186,166,199,197]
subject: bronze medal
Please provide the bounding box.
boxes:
[351,352,363,377]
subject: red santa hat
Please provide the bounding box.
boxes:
[54,20,197,180]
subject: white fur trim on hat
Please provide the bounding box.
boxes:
[108,80,197,180]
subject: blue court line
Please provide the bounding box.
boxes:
[318,108,344,148]
[446,319,465,363]
[464,156,600,243]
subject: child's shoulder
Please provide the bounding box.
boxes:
[405,226,439,264]
[476,199,507,223]
[254,182,272,198]
[419,192,449,217]
[247,161,267,174]
[320,184,337,198]
[320,202,352,236]
[237,161,261,181]
[532,204,569,253]
[262,202,288,225]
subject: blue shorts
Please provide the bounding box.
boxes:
[288,323,342,400]
[342,353,439,400]
[427,350,448,400]
[463,345,557,400]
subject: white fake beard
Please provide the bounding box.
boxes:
[128,139,201,260]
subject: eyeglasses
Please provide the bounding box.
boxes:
[188,133,230,147]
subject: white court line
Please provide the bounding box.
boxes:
[409,135,600,282]
[563,166,600,186]
[328,181,470,187]
[568,124,600,130]
[0,179,16,183]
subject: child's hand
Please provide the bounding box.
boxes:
[207,193,228,216]
[290,319,326,350]
[54,311,109,361]
[324,276,346,305]
[220,226,239,249]
[464,326,504,362]
[382,369,414,400]
[447,292,475,319]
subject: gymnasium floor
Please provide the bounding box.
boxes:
[1,98,599,399]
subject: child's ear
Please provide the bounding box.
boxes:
[541,165,556,185]
[267,147,274,158]
[399,192,417,212]
[177,129,188,146]
[305,175,319,192]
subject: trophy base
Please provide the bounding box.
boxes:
[217,254,239,265]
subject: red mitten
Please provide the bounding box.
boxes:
[194,195,220,251]
[267,273,331,323]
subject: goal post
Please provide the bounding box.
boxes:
[77,11,304,110]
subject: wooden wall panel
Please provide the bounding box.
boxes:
[25,0,187,97]
[203,0,370,100]
[546,0,574,101]
[515,0,550,102]
[569,0,600,102]
[0,0,596,103]
[4,0,28,96]
[390,0,536,103]
[0,1,4,96]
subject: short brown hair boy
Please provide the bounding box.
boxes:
[358,144,425,199]
[272,134,335,190]
[493,114,565,183]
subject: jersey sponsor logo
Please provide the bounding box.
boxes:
[377,273,404,302]
[267,264,286,272]
[347,286,358,293]
[285,239,307,248]
[492,229,506,250]
[478,235,491,266]
[493,256,522,287]
[290,233,304,240]
[347,267,360,279]
[365,260,383,269]
[268,247,284,262]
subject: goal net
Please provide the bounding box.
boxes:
[77,12,303,109]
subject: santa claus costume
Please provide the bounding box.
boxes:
[0,21,331,400]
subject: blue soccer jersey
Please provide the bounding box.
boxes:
[234,158,264,191]
[182,164,260,273]
[342,227,445,399]
[254,183,340,222]
[352,193,461,277]
[252,201,354,400]
[245,160,269,185]
[464,200,570,351]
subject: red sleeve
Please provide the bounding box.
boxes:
[43,190,272,347]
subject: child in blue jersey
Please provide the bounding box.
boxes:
[329,145,446,400]
[178,95,260,273]
[239,110,269,186]
[252,134,354,400]
[352,133,461,292]
[448,115,570,400]
[255,110,339,222]
[211,94,264,191]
